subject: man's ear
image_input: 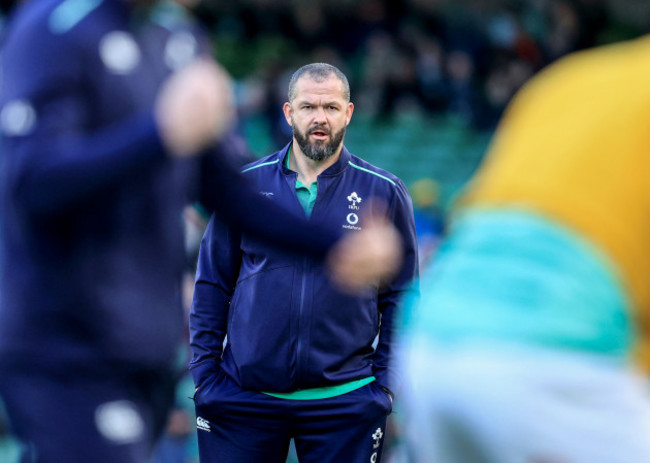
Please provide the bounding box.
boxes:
[346,102,354,126]
[282,102,293,126]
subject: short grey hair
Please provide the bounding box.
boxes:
[288,63,350,104]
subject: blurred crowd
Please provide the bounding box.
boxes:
[195,0,644,142]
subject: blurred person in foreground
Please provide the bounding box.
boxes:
[401,35,650,463]
[189,63,418,463]
[0,1,402,462]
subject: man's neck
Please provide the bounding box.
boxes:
[289,142,342,186]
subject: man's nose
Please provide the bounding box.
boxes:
[313,106,327,123]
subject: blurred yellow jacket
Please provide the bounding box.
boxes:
[461,35,650,368]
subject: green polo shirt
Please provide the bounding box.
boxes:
[261,147,376,400]
[285,147,318,218]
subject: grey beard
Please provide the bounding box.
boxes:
[293,125,345,162]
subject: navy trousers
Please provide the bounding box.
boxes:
[194,370,391,463]
[0,368,176,463]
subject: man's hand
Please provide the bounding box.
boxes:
[155,59,235,157]
[327,213,403,294]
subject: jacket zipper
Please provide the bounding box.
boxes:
[296,255,308,388]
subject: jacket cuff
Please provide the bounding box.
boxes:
[375,367,401,400]
[189,359,220,387]
[378,384,394,402]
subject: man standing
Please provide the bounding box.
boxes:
[401,36,650,463]
[0,1,402,461]
[190,63,418,463]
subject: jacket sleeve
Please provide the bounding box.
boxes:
[372,179,419,396]
[0,23,167,219]
[188,213,241,387]
[198,143,342,260]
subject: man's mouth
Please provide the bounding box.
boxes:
[309,128,329,140]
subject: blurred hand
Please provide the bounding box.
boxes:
[165,409,192,437]
[327,213,403,294]
[155,59,235,158]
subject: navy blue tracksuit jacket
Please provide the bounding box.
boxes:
[0,0,339,378]
[190,144,419,393]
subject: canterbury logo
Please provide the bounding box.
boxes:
[196,416,210,432]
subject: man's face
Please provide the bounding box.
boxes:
[283,76,354,162]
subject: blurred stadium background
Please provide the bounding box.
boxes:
[1,0,649,462]
[194,0,649,210]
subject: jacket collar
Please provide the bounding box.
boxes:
[278,141,351,178]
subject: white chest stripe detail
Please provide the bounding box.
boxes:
[99,31,141,75]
